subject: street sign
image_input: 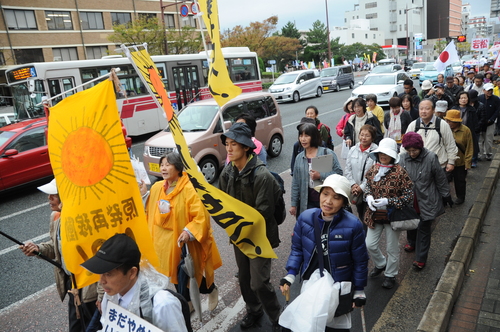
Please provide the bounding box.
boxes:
[268,60,276,65]
[191,3,200,15]
[180,4,189,17]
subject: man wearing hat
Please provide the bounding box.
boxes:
[465,70,476,86]
[434,100,448,119]
[419,80,434,100]
[444,110,473,205]
[218,122,282,331]
[81,234,188,332]
[465,74,485,96]
[429,83,455,108]
[478,83,500,160]
[445,76,463,103]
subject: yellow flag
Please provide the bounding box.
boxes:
[198,0,242,107]
[123,45,276,259]
[48,80,159,288]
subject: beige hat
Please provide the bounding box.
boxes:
[421,80,433,90]
[315,174,352,202]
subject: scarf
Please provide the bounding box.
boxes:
[387,109,402,143]
[353,113,368,144]
[373,163,394,182]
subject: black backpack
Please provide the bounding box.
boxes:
[415,117,442,144]
[143,289,193,332]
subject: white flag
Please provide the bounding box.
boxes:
[434,40,460,72]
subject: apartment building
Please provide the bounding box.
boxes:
[0,0,197,66]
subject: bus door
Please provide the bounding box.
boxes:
[172,65,200,109]
[47,77,75,105]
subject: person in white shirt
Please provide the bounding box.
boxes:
[81,234,189,332]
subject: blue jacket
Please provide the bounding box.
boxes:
[285,208,369,290]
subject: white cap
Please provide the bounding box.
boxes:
[484,83,494,91]
[370,138,400,163]
[315,174,352,202]
[37,179,58,195]
[421,80,433,90]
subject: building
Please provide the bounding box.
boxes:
[461,4,471,36]
[468,16,489,38]
[0,0,199,67]
[330,19,385,47]
[492,0,500,18]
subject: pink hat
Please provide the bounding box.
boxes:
[402,132,424,150]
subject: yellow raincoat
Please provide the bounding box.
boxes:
[146,172,222,286]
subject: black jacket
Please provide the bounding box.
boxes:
[344,112,383,145]
[398,87,421,108]
[477,95,500,132]
[451,105,479,134]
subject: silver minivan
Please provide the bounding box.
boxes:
[143,92,284,183]
[268,69,322,103]
[320,65,355,92]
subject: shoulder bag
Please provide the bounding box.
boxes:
[388,205,420,231]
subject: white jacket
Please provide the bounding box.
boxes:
[344,142,378,194]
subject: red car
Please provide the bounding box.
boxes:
[0,118,132,192]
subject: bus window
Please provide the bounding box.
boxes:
[48,78,74,104]
[62,78,74,97]
[230,58,257,82]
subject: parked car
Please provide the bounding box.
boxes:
[0,113,16,128]
[408,62,427,79]
[320,65,354,92]
[0,117,132,193]
[368,64,404,75]
[419,64,455,86]
[451,62,463,75]
[143,92,284,184]
[269,69,322,103]
[351,72,410,106]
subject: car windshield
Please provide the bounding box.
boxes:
[273,73,298,85]
[412,63,426,69]
[371,66,394,73]
[423,64,437,71]
[165,105,218,132]
[363,75,395,85]
[0,130,16,147]
[320,68,338,77]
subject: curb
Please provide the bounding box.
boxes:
[417,154,500,332]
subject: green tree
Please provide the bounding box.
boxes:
[261,35,302,71]
[456,41,471,57]
[221,16,279,55]
[303,20,328,63]
[108,16,166,55]
[166,26,203,54]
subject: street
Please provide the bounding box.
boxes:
[0,76,485,331]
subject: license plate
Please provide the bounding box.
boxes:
[323,87,329,90]
[149,163,159,173]
[412,74,417,77]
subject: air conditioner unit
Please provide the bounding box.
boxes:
[53,56,62,61]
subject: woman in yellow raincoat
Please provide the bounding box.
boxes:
[143,152,222,311]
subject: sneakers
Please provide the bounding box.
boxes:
[208,286,219,311]
[382,276,396,289]
[240,311,264,329]
[454,197,465,205]
[471,161,477,168]
[369,265,386,278]
[413,261,425,270]
[404,244,415,252]
[486,154,493,161]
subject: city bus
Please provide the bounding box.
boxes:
[5,47,261,136]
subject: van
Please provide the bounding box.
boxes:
[320,65,355,92]
[143,92,284,183]
[268,69,322,103]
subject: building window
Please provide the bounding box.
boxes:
[86,46,108,59]
[139,13,157,21]
[53,47,78,61]
[0,52,5,65]
[180,15,196,28]
[164,14,175,28]
[46,11,73,30]
[365,34,368,38]
[366,13,378,19]
[399,24,402,31]
[373,34,376,39]
[111,12,132,25]
[14,49,44,63]
[365,2,377,8]
[80,12,104,30]
[5,9,37,30]
[352,33,355,38]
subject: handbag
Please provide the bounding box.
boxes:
[389,205,420,231]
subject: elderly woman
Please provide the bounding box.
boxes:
[344,97,383,148]
[143,152,222,311]
[383,96,413,148]
[399,132,451,270]
[290,123,343,218]
[364,138,414,289]
[344,124,378,223]
[281,174,369,331]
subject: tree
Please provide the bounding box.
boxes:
[303,20,329,63]
[338,42,384,64]
[166,26,203,54]
[221,16,279,55]
[108,17,166,55]
[261,36,302,71]
[456,41,471,57]
[434,40,448,57]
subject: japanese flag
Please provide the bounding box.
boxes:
[434,40,460,72]
[494,54,500,69]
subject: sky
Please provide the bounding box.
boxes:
[216,0,490,32]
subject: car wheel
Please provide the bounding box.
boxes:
[336,84,341,92]
[349,81,354,89]
[199,157,218,184]
[293,91,300,103]
[268,134,283,157]
[316,86,322,97]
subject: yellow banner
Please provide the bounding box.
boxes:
[198,0,242,107]
[48,80,159,288]
[123,46,276,259]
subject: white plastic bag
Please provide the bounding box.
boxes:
[279,269,339,332]
[341,139,350,160]
[131,155,151,185]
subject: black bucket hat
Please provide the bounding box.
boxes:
[296,117,316,130]
[220,122,256,149]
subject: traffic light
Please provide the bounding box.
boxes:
[457,35,466,43]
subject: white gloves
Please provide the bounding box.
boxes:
[366,195,376,211]
[373,198,388,208]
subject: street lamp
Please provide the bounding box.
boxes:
[405,5,422,59]
[325,0,331,64]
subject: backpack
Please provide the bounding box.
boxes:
[415,117,442,144]
[318,123,334,150]
[159,289,193,332]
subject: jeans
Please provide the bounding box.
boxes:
[366,223,401,278]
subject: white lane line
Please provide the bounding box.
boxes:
[0,202,47,222]
[0,232,50,255]
[282,106,343,128]
[0,283,56,316]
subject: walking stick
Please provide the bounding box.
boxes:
[360,306,367,332]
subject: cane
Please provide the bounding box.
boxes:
[360,306,367,332]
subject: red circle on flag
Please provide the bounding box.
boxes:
[439,51,449,63]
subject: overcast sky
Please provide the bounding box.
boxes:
[216,0,491,32]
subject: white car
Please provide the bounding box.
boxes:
[0,113,16,128]
[408,62,427,79]
[269,69,323,103]
[451,62,463,75]
[351,72,410,107]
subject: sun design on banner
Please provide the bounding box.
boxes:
[49,106,134,205]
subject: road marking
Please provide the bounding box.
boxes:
[0,283,56,315]
[282,106,343,128]
[0,232,50,255]
[0,202,47,222]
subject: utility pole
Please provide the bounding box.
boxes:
[325,0,331,64]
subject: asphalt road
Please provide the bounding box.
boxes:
[0,73,408,331]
